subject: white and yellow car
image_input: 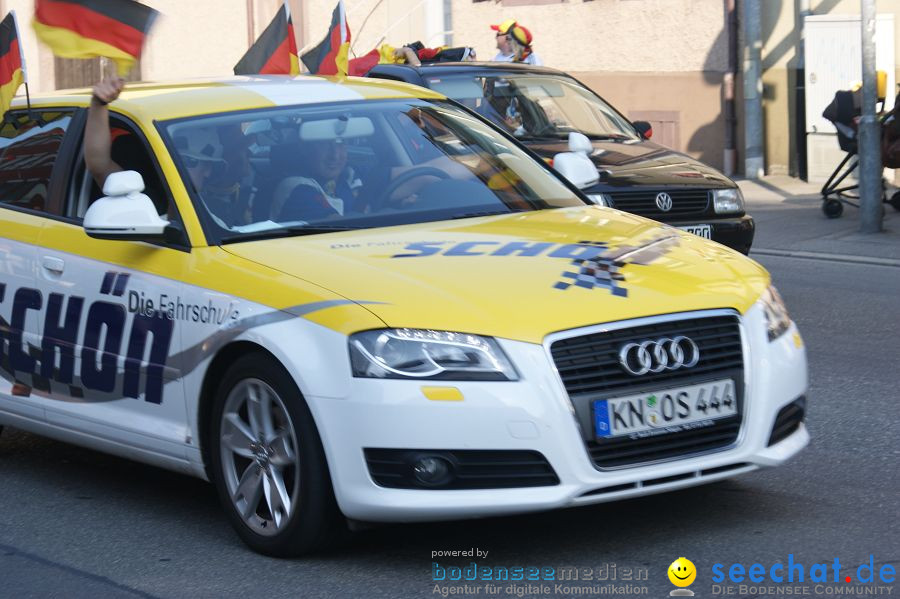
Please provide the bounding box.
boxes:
[0,76,808,556]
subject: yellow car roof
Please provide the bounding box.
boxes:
[12,75,447,121]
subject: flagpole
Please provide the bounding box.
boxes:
[363,0,430,52]
[349,0,385,53]
[9,11,32,115]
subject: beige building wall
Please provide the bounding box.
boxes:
[452,0,731,171]
[13,0,894,181]
[760,0,900,178]
[6,0,727,170]
[2,0,435,92]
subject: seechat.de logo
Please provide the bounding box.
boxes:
[668,557,696,597]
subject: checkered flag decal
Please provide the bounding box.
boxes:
[553,241,628,296]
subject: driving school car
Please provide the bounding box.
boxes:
[368,62,755,253]
[0,76,807,557]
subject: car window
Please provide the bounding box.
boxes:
[0,111,72,214]
[159,99,587,244]
[66,117,173,221]
[426,75,640,143]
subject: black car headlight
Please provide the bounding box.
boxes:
[350,329,519,381]
[712,188,745,214]
[759,285,791,341]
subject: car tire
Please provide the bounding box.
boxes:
[209,352,347,556]
[823,199,843,218]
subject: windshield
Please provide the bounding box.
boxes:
[426,74,640,143]
[160,99,587,244]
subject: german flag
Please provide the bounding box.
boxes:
[234,3,299,76]
[33,0,158,76]
[0,12,25,118]
[301,0,349,76]
[347,44,401,77]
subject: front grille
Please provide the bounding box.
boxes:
[551,314,743,397]
[768,397,806,446]
[364,449,560,489]
[549,313,744,469]
[610,189,710,218]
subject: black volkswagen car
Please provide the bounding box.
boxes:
[368,62,754,253]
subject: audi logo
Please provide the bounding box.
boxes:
[655,192,673,212]
[618,336,701,376]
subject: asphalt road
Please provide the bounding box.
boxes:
[1,252,898,599]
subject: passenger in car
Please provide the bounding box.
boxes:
[199,124,256,226]
[85,78,221,207]
[84,77,129,188]
[85,77,175,214]
[276,138,364,222]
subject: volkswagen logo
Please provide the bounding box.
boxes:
[655,192,673,212]
[618,336,700,376]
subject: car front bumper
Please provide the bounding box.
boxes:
[305,304,808,524]
[670,215,755,255]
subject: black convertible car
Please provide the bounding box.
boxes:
[368,62,754,253]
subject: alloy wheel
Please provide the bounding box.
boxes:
[219,378,300,536]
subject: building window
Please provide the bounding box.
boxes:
[54,57,141,90]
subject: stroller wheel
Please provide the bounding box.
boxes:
[823,199,843,218]
[890,191,900,212]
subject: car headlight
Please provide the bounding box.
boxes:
[712,188,745,214]
[349,329,519,381]
[759,285,791,341]
[587,193,612,207]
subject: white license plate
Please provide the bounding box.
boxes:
[593,379,737,439]
[677,224,712,239]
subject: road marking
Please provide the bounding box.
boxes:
[751,248,900,268]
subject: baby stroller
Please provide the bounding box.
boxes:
[820,86,900,218]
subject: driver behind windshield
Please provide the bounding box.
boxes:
[482,78,550,138]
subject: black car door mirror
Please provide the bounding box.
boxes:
[632,121,653,140]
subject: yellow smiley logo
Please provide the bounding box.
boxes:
[668,557,696,587]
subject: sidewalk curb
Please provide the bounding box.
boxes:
[750,248,900,268]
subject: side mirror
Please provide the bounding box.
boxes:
[632,120,653,140]
[83,171,169,240]
[553,132,599,189]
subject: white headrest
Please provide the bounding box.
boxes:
[102,170,146,196]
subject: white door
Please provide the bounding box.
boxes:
[0,225,43,422]
[0,110,78,422]
[804,14,896,182]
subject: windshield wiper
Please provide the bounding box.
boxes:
[587,133,632,141]
[516,133,569,142]
[451,209,522,220]
[220,225,358,244]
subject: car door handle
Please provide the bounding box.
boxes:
[42,256,65,274]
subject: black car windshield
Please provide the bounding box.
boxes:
[160,98,587,244]
[425,74,641,143]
